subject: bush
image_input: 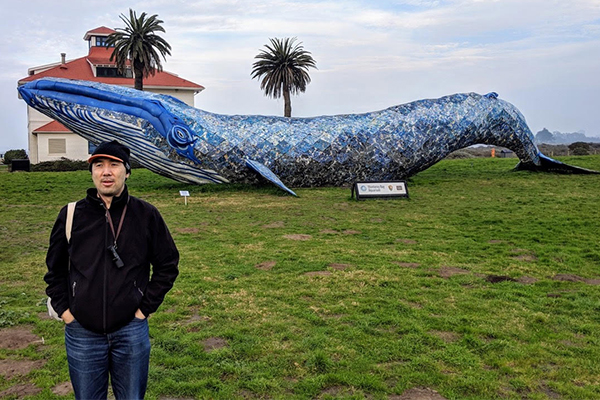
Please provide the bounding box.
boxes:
[31,158,89,172]
[568,142,591,156]
[446,150,475,159]
[572,147,590,156]
[3,149,28,165]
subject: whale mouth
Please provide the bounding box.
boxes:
[19,79,176,137]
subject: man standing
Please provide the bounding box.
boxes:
[45,140,179,399]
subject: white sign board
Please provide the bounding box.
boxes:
[353,181,408,200]
[179,190,190,205]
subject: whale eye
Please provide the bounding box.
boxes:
[167,125,195,149]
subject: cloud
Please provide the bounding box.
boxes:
[2,0,600,153]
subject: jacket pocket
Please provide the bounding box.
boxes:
[133,280,144,299]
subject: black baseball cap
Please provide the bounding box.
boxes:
[88,140,131,173]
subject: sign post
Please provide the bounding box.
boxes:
[179,190,190,205]
[352,181,409,200]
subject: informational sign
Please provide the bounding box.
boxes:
[352,181,409,200]
[179,190,190,205]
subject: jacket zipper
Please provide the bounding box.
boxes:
[134,280,144,296]
[103,204,108,333]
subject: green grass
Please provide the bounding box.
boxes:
[1,156,599,399]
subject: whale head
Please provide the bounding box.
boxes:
[18,78,227,184]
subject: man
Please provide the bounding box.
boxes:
[45,140,179,400]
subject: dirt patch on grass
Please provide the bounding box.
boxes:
[553,274,585,282]
[305,271,332,277]
[233,389,255,399]
[393,262,421,268]
[510,249,537,262]
[328,263,351,270]
[283,234,312,241]
[371,218,384,223]
[255,261,276,270]
[539,383,561,399]
[430,331,460,343]
[52,381,73,396]
[174,227,199,234]
[485,275,517,283]
[186,312,211,324]
[517,276,538,284]
[438,266,470,279]
[202,337,228,352]
[396,239,418,244]
[513,254,538,262]
[401,300,423,309]
[0,384,42,398]
[262,221,285,228]
[390,387,447,399]
[342,230,361,235]
[0,326,41,349]
[320,229,339,234]
[488,240,504,244]
[38,311,53,320]
[552,274,600,285]
[319,386,355,398]
[0,359,46,379]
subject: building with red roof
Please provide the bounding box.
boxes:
[19,26,204,163]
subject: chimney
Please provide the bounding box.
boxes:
[61,53,66,64]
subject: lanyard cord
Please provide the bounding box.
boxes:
[106,203,128,248]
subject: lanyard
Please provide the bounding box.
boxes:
[106,204,128,248]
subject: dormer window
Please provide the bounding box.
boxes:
[95,36,110,47]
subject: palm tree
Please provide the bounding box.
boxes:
[106,9,172,91]
[251,37,317,117]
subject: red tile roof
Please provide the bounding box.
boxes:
[84,26,116,40]
[20,41,204,91]
[33,120,71,133]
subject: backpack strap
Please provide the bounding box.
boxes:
[48,201,77,322]
[65,202,76,243]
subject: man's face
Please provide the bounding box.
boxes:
[91,158,130,199]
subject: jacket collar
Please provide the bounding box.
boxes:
[86,185,129,209]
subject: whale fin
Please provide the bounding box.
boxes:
[245,158,298,196]
[516,153,599,174]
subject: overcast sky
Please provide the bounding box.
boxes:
[2,0,599,153]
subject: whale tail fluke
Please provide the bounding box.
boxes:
[515,153,599,174]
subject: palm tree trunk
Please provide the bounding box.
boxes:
[134,60,144,91]
[283,87,291,117]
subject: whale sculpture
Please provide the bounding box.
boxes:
[18,78,597,195]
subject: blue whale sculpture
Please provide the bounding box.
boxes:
[18,78,597,195]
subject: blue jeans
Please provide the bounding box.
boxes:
[65,318,151,400]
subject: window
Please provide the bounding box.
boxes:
[95,36,112,47]
[96,67,132,78]
[48,139,66,154]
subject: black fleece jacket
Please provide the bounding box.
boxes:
[45,186,179,334]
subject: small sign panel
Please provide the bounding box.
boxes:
[352,181,409,200]
[179,190,190,205]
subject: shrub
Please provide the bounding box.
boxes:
[3,149,28,165]
[446,150,475,159]
[32,158,89,172]
[568,142,591,156]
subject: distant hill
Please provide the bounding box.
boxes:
[535,128,600,144]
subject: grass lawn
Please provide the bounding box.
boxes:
[0,156,599,399]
